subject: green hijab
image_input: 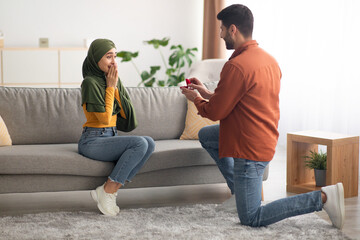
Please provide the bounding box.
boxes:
[81,39,137,132]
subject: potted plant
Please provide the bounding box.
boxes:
[116,37,198,87]
[303,150,327,187]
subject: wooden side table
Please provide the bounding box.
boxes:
[287,130,359,198]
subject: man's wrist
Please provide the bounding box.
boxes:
[194,96,203,103]
[204,89,214,99]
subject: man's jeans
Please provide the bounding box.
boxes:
[198,125,323,227]
[78,127,155,185]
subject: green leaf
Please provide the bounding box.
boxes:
[180,59,185,68]
[166,68,176,76]
[168,53,178,67]
[140,66,161,86]
[185,54,192,66]
[166,73,185,86]
[167,75,178,86]
[157,80,165,87]
[144,37,170,49]
[168,44,187,68]
[141,71,151,81]
[170,45,183,51]
[159,37,170,46]
[176,72,185,85]
[150,66,161,75]
[184,48,198,67]
[116,51,139,62]
[144,77,156,87]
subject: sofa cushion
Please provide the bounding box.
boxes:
[180,81,220,140]
[0,87,86,145]
[0,144,112,176]
[121,87,187,140]
[180,100,219,140]
[139,140,215,173]
[0,140,216,177]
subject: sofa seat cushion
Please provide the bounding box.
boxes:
[139,140,215,173]
[0,140,216,177]
[0,144,113,176]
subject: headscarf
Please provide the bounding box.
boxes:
[81,39,137,132]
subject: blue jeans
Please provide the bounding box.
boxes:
[198,125,235,194]
[198,125,323,227]
[78,127,155,185]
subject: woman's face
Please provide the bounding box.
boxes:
[97,48,117,74]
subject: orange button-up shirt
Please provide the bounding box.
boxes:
[194,40,281,161]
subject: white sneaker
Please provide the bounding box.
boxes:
[114,203,120,214]
[321,183,345,229]
[91,183,119,216]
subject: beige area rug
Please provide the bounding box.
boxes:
[0,204,351,240]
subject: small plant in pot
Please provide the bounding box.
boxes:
[303,150,327,187]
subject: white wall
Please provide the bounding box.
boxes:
[0,0,204,87]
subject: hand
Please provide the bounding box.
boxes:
[106,64,118,88]
[181,87,201,102]
[187,77,213,100]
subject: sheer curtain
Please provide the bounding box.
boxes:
[225,0,360,146]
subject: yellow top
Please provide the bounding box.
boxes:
[82,87,126,128]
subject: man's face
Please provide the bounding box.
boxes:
[220,22,235,50]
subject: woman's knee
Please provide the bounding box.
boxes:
[131,136,148,150]
[143,136,155,152]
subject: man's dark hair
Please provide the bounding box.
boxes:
[217,4,254,38]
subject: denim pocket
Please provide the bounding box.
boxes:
[234,159,269,178]
[254,161,268,177]
[235,159,259,178]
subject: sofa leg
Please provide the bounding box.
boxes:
[261,183,264,201]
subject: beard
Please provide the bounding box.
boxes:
[223,32,235,50]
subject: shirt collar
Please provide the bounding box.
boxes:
[229,40,258,60]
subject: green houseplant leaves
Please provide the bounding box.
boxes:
[303,150,327,170]
[117,37,197,87]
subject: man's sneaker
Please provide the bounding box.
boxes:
[321,183,345,229]
[91,183,119,216]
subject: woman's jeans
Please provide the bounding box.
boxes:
[198,124,323,227]
[78,127,155,185]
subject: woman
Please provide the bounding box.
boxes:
[78,39,155,216]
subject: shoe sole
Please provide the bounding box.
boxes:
[90,190,117,217]
[336,183,345,229]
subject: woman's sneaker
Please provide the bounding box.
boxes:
[321,183,345,229]
[91,183,119,216]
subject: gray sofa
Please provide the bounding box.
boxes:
[0,60,269,195]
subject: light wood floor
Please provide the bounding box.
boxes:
[0,146,359,239]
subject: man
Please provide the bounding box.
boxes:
[181,4,345,229]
